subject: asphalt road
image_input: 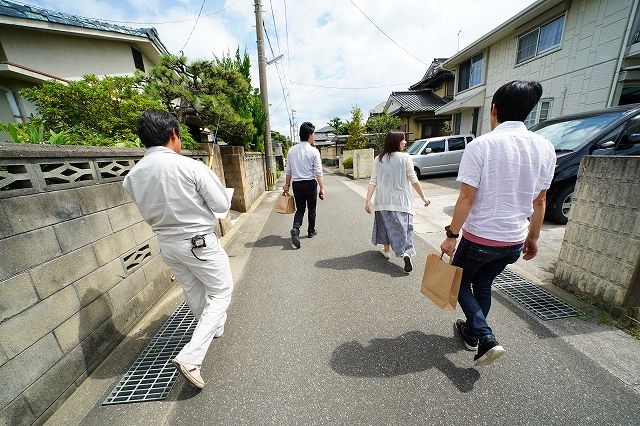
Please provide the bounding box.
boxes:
[76,171,640,425]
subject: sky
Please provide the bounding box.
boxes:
[29,0,536,139]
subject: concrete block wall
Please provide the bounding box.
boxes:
[0,143,207,425]
[554,156,640,318]
[220,146,266,212]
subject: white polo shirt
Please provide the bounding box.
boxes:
[457,121,556,243]
[285,142,323,181]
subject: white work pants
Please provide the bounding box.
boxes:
[159,233,233,366]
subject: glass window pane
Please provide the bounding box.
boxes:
[448,137,465,151]
[428,141,445,153]
[533,112,626,150]
[524,104,539,128]
[458,60,471,91]
[517,29,539,63]
[539,101,551,122]
[469,53,483,87]
[539,15,564,53]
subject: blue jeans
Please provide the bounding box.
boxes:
[452,237,523,342]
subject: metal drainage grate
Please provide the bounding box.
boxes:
[103,302,197,405]
[494,269,583,321]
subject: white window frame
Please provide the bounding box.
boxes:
[457,52,484,92]
[516,14,565,65]
[525,99,553,128]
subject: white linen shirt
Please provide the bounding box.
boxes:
[123,146,231,242]
[457,121,556,243]
[369,152,419,215]
[285,142,323,181]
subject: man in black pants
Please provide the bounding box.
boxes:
[283,122,325,249]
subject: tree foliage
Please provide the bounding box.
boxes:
[141,50,264,151]
[344,106,368,150]
[20,75,169,147]
[328,117,350,135]
[367,113,402,150]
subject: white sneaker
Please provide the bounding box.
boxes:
[380,248,391,259]
[172,358,205,389]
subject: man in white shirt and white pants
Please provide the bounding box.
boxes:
[123,110,232,389]
[284,122,325,249]
[440,81,556,367]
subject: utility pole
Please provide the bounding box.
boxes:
[254,0,276,190]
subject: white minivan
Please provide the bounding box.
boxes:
[406,134,474,177]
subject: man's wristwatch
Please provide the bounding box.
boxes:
[445,225,459,239]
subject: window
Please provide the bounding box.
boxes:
[618,115,640,150]
[425,140,445,153]
[447,137,465,151]
[525,100,553,128]
[532,112,626,151]
[458,52,484,92]
[453,112,461,134]
[132,47,145,72]
[517,15,565,64]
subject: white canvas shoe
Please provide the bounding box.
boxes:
[380,248,391,259]
[172,358,205,389]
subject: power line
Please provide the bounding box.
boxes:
[349,0,427,66]
[292,81,415,90]
[180,0,207,53]
[268,0,282,54]
[12,0,237,25]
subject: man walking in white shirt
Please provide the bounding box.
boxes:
[123,110,232,389]
[284,122,325,249]
[440,81,556,367]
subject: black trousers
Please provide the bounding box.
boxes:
[292,179,317,233]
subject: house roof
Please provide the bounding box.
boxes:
[409,58,453,90]
[442,0,564,68]
[0,0,169,55]
[386,90,447,114]
[316,125,336,133]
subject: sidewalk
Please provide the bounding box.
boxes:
[48,171,640,425]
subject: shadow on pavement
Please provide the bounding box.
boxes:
[315,250,407,277]
[330,331,480,393]
[245,234,296,250]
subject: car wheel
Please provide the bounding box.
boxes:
[550,184,574,224]
[414,167,421,179]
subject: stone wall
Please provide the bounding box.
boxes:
[340,148,374,179]
[220,146,266,212]
[0,143,208,425]
[554,156,640,319]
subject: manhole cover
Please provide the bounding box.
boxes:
[494,269,583,321]
[103,302,196,405]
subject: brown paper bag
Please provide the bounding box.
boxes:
[275,192,296,214]
[421,253,463,310]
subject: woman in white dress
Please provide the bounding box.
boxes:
[365,131,430,273]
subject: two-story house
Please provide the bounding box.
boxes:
[382,58,455,141]
[0,0,169,124]
[436,0,640,134]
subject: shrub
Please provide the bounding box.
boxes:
[342,157,353,169]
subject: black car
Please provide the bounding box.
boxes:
[530,104,640,224]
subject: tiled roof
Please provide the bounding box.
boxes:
[316,125,335,133]
[389,90,447,113]
[409,58,452,90]
[0,0,169,54]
